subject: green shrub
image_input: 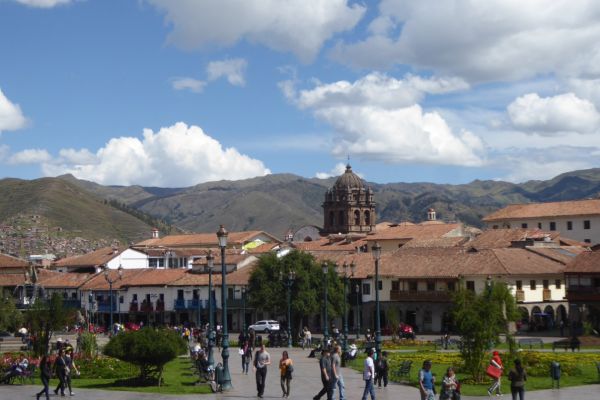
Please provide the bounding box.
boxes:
[78,332,98,359]
[103,328,187,386]
[75,356,137,379]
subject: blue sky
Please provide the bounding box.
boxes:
[1,0,600,187]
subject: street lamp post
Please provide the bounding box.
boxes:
[241,287,247,337]
[337,261,356,366]
[206,250,215,367]
[217,225,233,390]
[355,283,361,339]
[372,242,382,357]
[103,265,123,333]
[322,262,329,344]
[282,269,296,348]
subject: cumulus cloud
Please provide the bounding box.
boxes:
[42,122,270,186]
[507,93,600,135]
[332,1,600,83]
[171,77,206,93]
[0,89,27,132]
[147,0,365,63]
[283,73,484,167]
[316,163,358,179]
[8,149,52,165]
[14,0,71,7]
[207,58,247,86]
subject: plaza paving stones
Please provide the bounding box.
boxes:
[0,346,597,399]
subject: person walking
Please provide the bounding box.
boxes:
[64,348,79,396]
[440,367,459,400]
[53,349,67,397]
[242,340,252,375]
[305,327,312,348]
[314,348,336,400]
[361,348,376,400]
[508,359,526,400]
[332,345,345,400]
[35,356,51,400]
[279,350,293,398]
[487,351,503,396]
[419,360,435,400]
[375,351,388,388]
[253,343,271,398]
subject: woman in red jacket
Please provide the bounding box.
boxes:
[487,351,503,396]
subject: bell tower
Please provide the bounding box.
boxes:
[322,164,376,234]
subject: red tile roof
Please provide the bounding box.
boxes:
[483,199,600,221]
[135,231,281,248]
[0,253,29,269]
[53,247,124,268]
[365,223,462,241]
[467,228,558,250]
[566,251,600,273]
[36,270,93,288]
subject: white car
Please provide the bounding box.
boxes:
[248,320,280,333]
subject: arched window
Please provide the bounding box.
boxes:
[354,210,360,225]
[329,211,335,226]
[365,210,371,225]
[339,210,345,226]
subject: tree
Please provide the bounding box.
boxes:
[24,293,76,357]
[0,290,22,333]
[103,328,187,386]
[247,251,345,339]
[452,281,518,382]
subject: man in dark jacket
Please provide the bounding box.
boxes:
[313,348,336,400]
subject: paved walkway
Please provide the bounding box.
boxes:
[0,346,597,399]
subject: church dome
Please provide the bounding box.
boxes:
[334,164,364,189]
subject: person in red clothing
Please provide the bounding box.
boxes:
[487,350,503,396]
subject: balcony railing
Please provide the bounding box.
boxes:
[515,290,525,302]
[140,301,154,312]
[187,299,203,309]
[97,301,116,312]
[129,302,138,312]
[174,299,207,310]
[542,289,552,301]
[389,290,452,302]
[156,301,165,312]
[567,286,600,302]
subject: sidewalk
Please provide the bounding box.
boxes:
[0,346,597,399]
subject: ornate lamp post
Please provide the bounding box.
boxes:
[322,262,329,344]
[372,242,382,357]
[103,265,123,332]
[206,250,215,367]
[241,287,247,337]
[282,269,296,348]
[217,225,233,390]
[337,261,355,365]
[355,282,361,339]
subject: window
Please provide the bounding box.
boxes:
[530,280,536,290]
[543,280,549,290]
[159,293,164,301]
[584,220,591,230]
[447,282,456,291]
[365,210,371,225]
[132,294,138,301]
[427,282,435,291]
[71,292,77,299]
[228,287,234,299]
[466,281,475,291]
[521,223,528,229]
[354,210,360,225]
[177,289,184,300]
[555,280,561,289]
[567,221,573,230]
[378,280,383,290]
[549,222,556,231]
[585,239,591,243]
[149,258,158,267]
[409,281,418,291]
[516,280,522,290]
[362,283,371,295]
[391,281,400,291]
[193,289,199,299]
[338,210,345,226]
[145,294,151,302]
[119,296,124,304]
[537,222,542,229]
[329,211,335,226]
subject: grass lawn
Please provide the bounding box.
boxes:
[348,351,600,396]
[30,357,213,395]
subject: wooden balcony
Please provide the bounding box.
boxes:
[567,286,600,302]
[389,290,451,302]
[129,302,138,312]
[156,301,165,312]
[543,289,552,301]
[140,301,154,312]
[515,290,525,302]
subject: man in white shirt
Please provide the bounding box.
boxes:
[361,348,376,400]
[253,343,271,398]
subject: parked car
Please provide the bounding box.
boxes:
[398,323,415,339]
[248,320,280,333]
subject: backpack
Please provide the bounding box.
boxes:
[286,364,294,379]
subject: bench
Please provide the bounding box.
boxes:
[518,338,544,349]
[395,360,412,382]
[552,340,580,352]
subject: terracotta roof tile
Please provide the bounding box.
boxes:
[366,223,462,241]
[54,247,124,268]
[135,231,281,247]
[566,251,600,273]
[0,253,29,269]
[467,229,558,249]
[483,199,600,221]
[36,270,93,288]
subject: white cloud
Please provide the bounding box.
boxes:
[507,93,600,135]
[171,77,206,93]
[332,1,600,83]
[316,163,352,179]
[14,0,71,7]
[42,122,271,186]
[147,0,365,63]
[8,149,51,165]
[283,73,483,167]
[207,58,247,86]
[0,89,27,132]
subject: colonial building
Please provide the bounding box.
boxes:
[483,199,600,245]
[565,251,600,333]
[322,164,376,235]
